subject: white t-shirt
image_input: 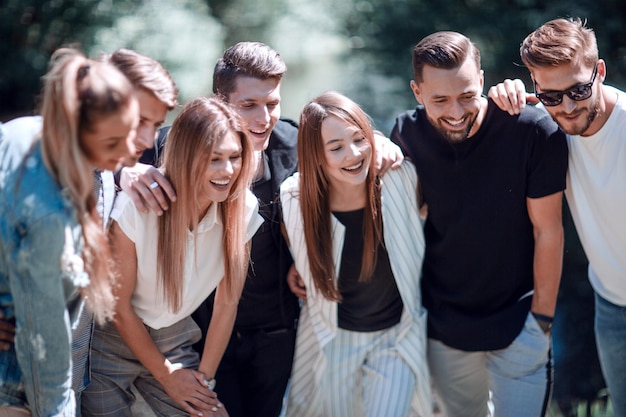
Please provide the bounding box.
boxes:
[564,85,626,306]
[111,189,263,329]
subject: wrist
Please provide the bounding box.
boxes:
[532,312,554,333]
[203,377,216,390]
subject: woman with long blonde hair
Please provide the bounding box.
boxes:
[0,48,139,416]
[82,96,262,417]
[281,92,431,417]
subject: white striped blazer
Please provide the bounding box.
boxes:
[280,161,432,417]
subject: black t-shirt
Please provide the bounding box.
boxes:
[391,99,568,351]
[334,209,403,332]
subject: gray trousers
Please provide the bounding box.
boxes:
[81,317,201,417]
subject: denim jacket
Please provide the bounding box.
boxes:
[0,117,84,417]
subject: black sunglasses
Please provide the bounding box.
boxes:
[534,64,598,107]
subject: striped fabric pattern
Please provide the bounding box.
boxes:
[280,162,432,417]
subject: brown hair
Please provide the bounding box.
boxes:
[520,17,598,69]
[106,48,179,109]
[40,48,135,323]
[156,96,254,311]
[296,91,382,302]
[412,31,481,83]
[212,42,286,99]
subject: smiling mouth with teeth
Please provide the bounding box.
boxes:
[445,117,466,127]
[211,179,230,185]
[344,161,363,171]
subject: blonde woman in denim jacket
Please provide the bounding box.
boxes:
[0,48,139,417]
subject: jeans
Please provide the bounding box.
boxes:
[428,312,552,417]
[595,292,626,417]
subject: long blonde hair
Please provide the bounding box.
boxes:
[297,92,382,302]
[39,48,135,323]
[157,97,254,312]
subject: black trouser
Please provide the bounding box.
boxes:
[214,326,297,417]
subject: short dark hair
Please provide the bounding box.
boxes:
[212,42,286,99]
[412,31,481,83]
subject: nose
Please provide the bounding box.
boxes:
[449,100,466,118]
[123,129,138,158]
[221,159,235,175]
[136,125,156,150]
[348,142,362,158]
[254,106,271,124]
[561,94,578,113]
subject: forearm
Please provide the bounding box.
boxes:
[531,224,564,316]
[113,307,173,383]
[198,298,237,379]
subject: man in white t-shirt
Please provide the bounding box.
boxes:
[489,17,626,417]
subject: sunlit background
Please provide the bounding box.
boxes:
[1,1,624,415]
[2,0,626,130]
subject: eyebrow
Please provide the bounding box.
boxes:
[324,138,343,146]
[213,147,243,155]
[324,129,362,146]
[535,78,588,93]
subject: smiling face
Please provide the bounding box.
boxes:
[80,97,139,171]
[197,131,243,210]
[411,56,485,143]
[227,76,281,152]
[121,88,169,166]
[531,61,604,136]
[321,115,372,193]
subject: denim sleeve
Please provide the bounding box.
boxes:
[8,213,77,417]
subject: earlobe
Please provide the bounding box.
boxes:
[598,59,607,82]
[410,80,421,103]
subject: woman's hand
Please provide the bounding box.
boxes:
[286,263,307,300]
[158,366,225,416]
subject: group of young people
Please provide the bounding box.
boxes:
[0,15,623,417]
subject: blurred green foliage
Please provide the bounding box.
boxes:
[2,0,624,124]
[333,0,626,126]
[0,0,139,120]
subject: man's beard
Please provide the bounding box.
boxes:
[554,98,601,136]
[427,112,478,144]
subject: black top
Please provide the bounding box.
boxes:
[391,99,568,351]
[334,209,403,332]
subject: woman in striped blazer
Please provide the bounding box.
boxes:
[280,92,432,417]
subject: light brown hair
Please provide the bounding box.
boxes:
[296,91,382,302]
[520,17,598,69]
[40,48,135,323]
[156,96,254,311]
[106,48,179,109]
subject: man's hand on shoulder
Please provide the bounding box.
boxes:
[120,163,176,215]
[488,79,539,115]
[374,131,404,176]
